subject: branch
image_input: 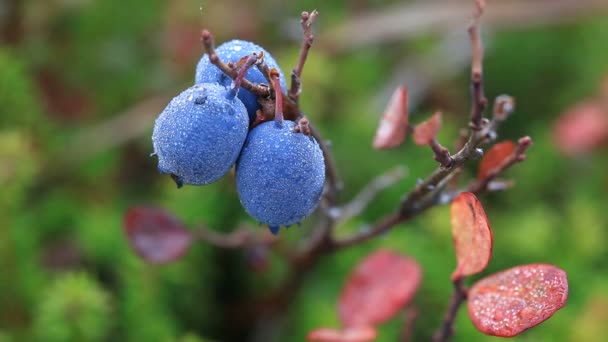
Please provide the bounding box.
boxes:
[432,278,468,342]
[232,52,262,96]
[310,123,341,203]
[289,10,319,102]
[468,0,487,129]
[332,145,483,251]
[468,136,532,194]
[429,139,454,168]
[331,108,491,249]
[200,30,271,98]
[334,165,407,225]
[331,212,407,249]
[331,0,493,250]
[193,225,277,249]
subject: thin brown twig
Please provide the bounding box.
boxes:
[429,139,455,168]
[330,0,491,251]
[468,0,487,129]
[310,123,341,202]
[290,10,319,102]
[192,226,277,249]
[335,165,407,225]
[200,30,271,98]
[468,136,532,194]
[233,53,262,95]
[338,116,527,250]
[432,278,468,342]
[330,212,408,249]
[330,117,487,249]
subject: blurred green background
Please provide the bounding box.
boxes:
[2,0,608,341]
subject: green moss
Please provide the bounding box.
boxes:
[32,273,112,342]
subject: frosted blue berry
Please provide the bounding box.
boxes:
[236,120,325,234]
[195,40,287,122]
[152,83,248,187]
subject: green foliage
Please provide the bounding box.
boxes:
[32,273,112,342]
[0,49,43,128]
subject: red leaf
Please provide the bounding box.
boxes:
[307,326,377,342]
[373,86,409,150]
[552,101,608,155]
[36,69,94,122]
[450,192,493,280]
[413,112,442,146]
[477,141,516,180]
[467,264,569,337]
[123,207,192,264]
[339,250,422,327]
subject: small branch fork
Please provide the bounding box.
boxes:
[430,139,454,168]
[468,136,532,194]
[289,10,319,103]
[200,30,271,98]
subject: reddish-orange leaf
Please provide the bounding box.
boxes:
[552,101,608,155]
[339,250,422,327]
[373,86,409,149]
[124,206,192,264]
[413,111,442,145]
[468,264,569,337]
[477,141,516,180]
[450,192,493,280]
[306,326,377,342]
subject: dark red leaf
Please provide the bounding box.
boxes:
[36,69,93,122]
[123,206,192,264]
[450,192,493,280]
[552,101,608,155]
[307,326,377,342]
[339,249,421,327]
[373,86,409,150]
[413,112,442,146]
[467,264,569,337]
[477,141,516,180]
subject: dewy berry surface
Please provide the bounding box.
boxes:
[236,120,325,234]
[152,83,248,187]
[195,39,287,122]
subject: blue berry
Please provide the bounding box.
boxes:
[195,40,287,122]
[236,120,325,234]
[152,83,249,187]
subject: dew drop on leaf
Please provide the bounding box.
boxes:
[467,264,569,337]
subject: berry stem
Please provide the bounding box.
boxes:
[200,30,271,98]
[289,10,318,103]
[231,52,262,98]
[270,69,284,124]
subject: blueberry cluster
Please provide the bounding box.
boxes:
[152,39,326,234]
